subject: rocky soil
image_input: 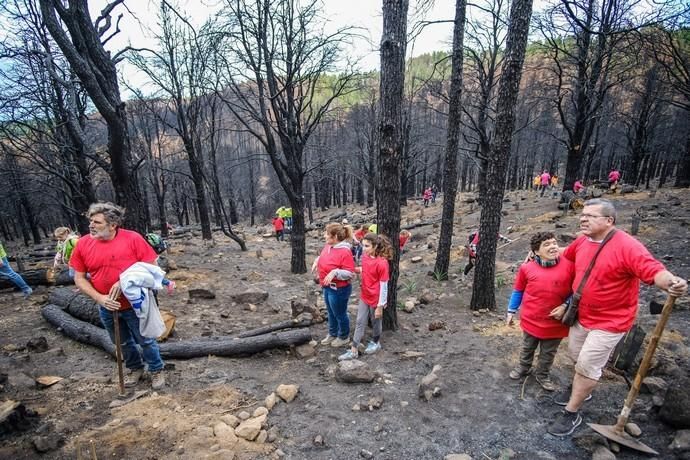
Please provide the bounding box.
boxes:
[1,187,689,460]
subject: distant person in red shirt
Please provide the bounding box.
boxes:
[607,169,621,188]
[311,223,355,348]
[352,225,368,262]
[423,188,432,207]
[338,233,393,361]
[70,202,166,390]
[506,232,574,391]
[399,230,411,254]
[540,170,551,197]
[573,180,585,194]
[547,198,687,437]
[272,215,284,242]
[464,231,511,277]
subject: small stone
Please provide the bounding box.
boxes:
[275,384,299,402]
[32,434,63,453]
[403,300,415,313]
[352,403,361,411]
[256,429,268,444]
[220,414,240,428]
[295,344,316,358]
[237,411,251,420]
[625,422,641,437]
[210,444,221,452]
[641,376,668,395]
[195,426,214,438]
[400,401,409,407]
[499,447,516,459]
[274,449,285,457]
[264,393,277,410]
[253,406,269,418]
[335,360,377,383]
[176,447,185,455]
[234,414,266,441]
[591,446,616,460]
[428,320,445,331]
[188,288,216,299]
[367,394,384,410]
[411,256,423,263]
[314,434,324,446]
[267,426,279,442]
[213,422,238,443]
[360,449,373,459]
[444,455,472,460]
[669,429,690,451]
[609,442,620,453]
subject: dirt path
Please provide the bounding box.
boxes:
[1,189,689,459]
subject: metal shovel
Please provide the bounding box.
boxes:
[588,294,677,455]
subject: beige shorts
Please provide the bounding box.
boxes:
[567,321,625,380]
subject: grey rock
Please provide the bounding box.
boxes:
[445,455,472,460]
[641,376,668,395]
[625,422,641,437]
[188,288,216,300]
[659,380,690,428]
[32,434,63,453]
[230,290,269,304]
[295,344,316,359]
[592,446,616,460]
[313,434,324,446]
[360,449,373,459]
[367,394,384,410]
[335,360,377,383]
[669,430,690,452]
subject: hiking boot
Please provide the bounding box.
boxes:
[338,349,358,361]
[535,375,557,392]
[331,337,350,348]
[553,386,592,406]
[547,409,582,437]
[124,368,145,387]
[509,367,531,380]
[22,287,33,299]
[364,341,381,355]
[320,335,336,345]
[151,372,165,390]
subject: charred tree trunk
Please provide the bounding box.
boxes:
[434,0,467,281]
[377,0,409,331]
[471,0,533,310]
[0,269,73,290]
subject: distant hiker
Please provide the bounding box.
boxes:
[546,198,687,437]
[399,230,412,254]
[353,225,369,263]
[272,215,285,242]
[53,227,80,278]
[464,231,512,278]
[573,180,585,194]
[540,170,551,197]
[533,175,541,190]
[607,169,621,188]
[506,232,574,391]
[431,184,438,203]
[311,223,355,348]
[70,202,166,390]
[284,207,293,229]
[423,188,433,207]
[338,233,393,361]
[550,175,559,198]
[0,242,32,299]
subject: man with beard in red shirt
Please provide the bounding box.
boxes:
[547,198,687,436]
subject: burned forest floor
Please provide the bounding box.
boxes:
[1,187,690,460]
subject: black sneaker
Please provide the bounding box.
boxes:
[553,386,592,406]
[548,409,582,437]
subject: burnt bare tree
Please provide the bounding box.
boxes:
[433,0,467,280]
[39,0,147,232]
[471,0,533,310]
[378,0,409,330]
[216,0,356,273]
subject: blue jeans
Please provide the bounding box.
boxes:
[0,257,31,294]
[99,307,164,372]
[323,284,352,339]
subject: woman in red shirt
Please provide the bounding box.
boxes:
[311,223,355,348]
[339,233,393,360]
[506,232,574,391]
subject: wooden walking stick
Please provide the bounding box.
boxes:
[112,310,126,397]
[588,294,677,455]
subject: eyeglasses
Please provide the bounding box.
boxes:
[580,213,610,219]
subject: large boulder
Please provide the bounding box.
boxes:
[659,379,690,428]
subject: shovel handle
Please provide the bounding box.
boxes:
[112,310,126,396]
[614,294,677,432]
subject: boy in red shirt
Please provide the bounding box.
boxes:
[272,215,285,241]
[506,232,574,391]
[339,233,393,360]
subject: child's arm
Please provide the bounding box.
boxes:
[506,289,523,325]
[375,281,388,318]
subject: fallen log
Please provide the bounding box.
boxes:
[237,315,313,338]
[0,268,73,290]
[42,304,312,359]
[49,288,102,327]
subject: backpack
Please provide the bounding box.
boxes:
[145,233,168,254]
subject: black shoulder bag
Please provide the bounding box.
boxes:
[561,229,617,327]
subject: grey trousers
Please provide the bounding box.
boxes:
[353,300,382,348]
[518,331,562,378]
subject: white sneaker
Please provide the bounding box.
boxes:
[364,341,381,355]
[330,337,350,347]
[320,335,335,345]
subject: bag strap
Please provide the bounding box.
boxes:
[572,229,617,302]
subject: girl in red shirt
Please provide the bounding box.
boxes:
[506,232,574,391]
[338,233,393,360]
[272,216,285,241]
[399,230,411,254]
[311,223,355,348]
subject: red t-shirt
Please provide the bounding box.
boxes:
[354,229,367,241]
[573,181,584,193]
[399,234,409,249]
[608,171,620,182]
[514,259,574,339]
[317,244,355,288]
[360,255,389,306]
[563,232,665,333]
[70,229,158,310]
[273,217,284,231]
[540,173,551,185]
